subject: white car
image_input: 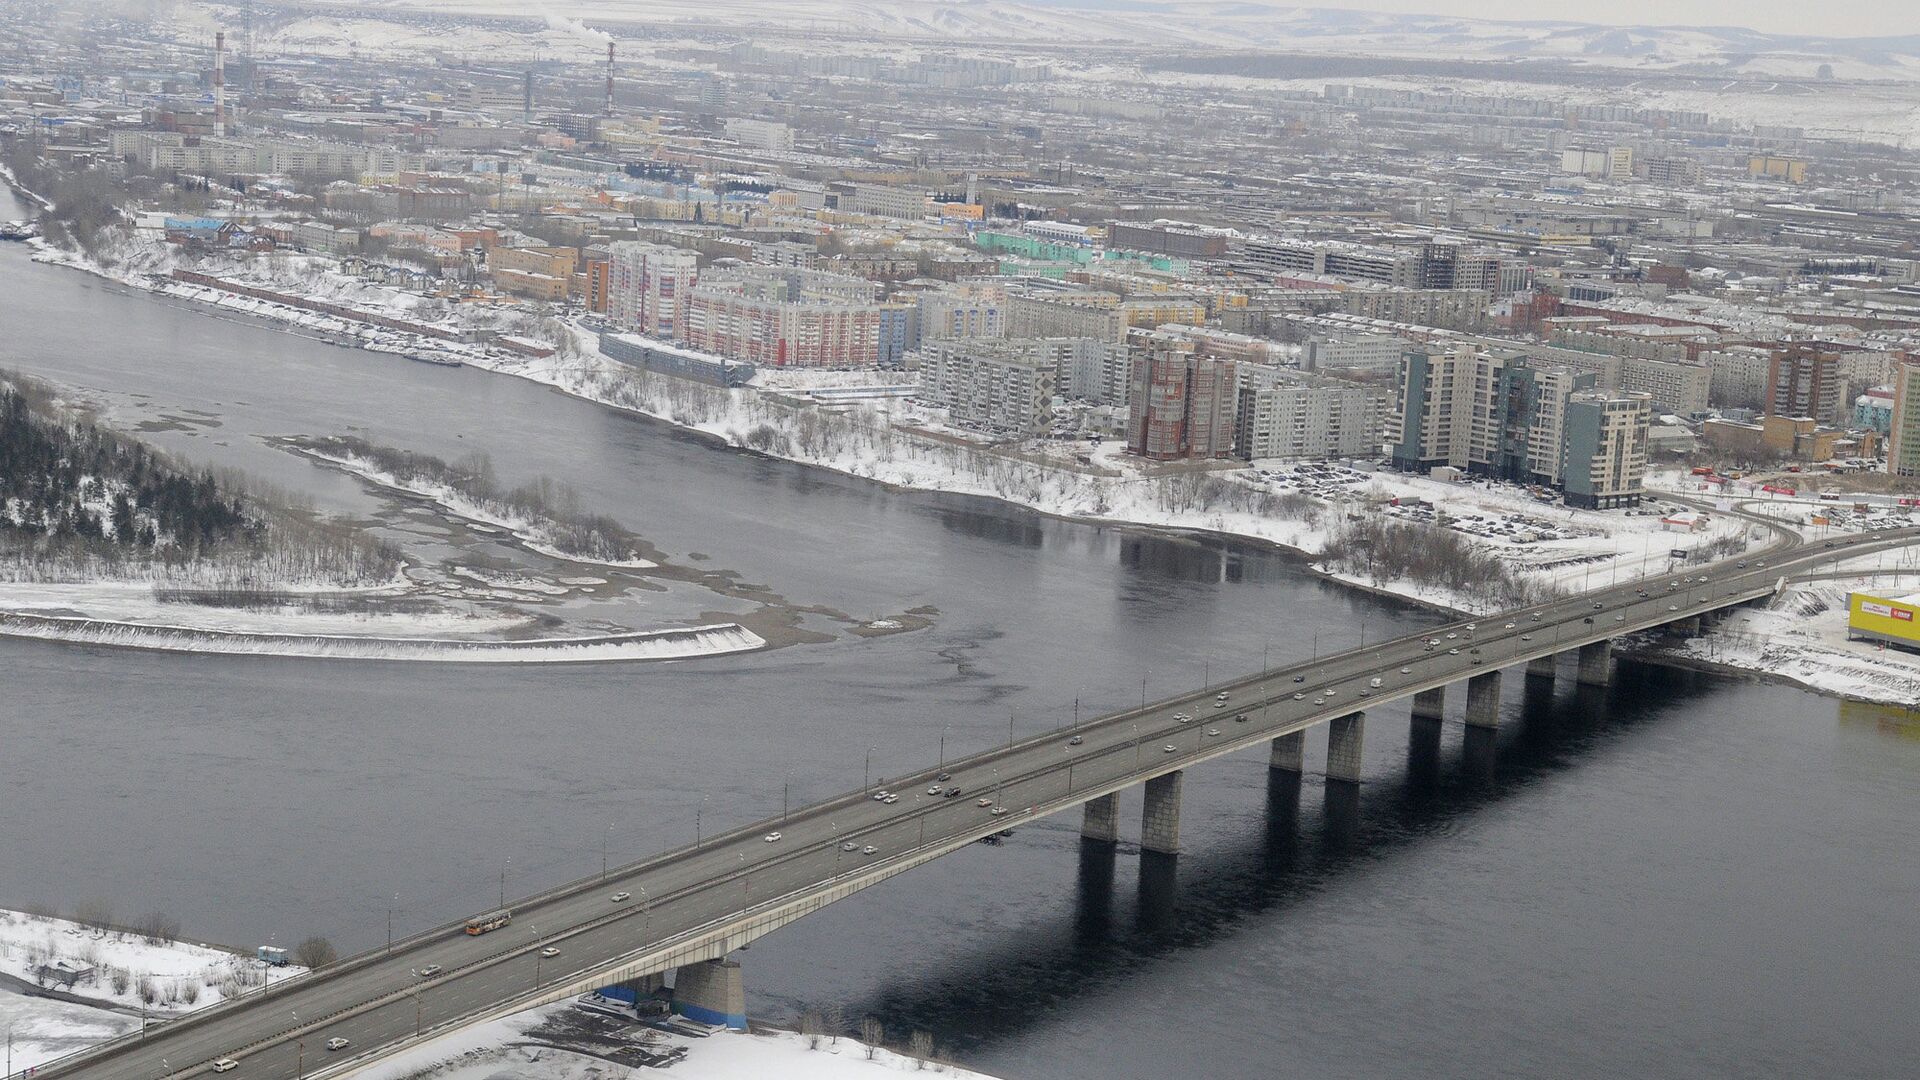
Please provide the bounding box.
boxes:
[212,1061,239,1073]
[928,785,942,795]
[611,892,631,903]
[990,806,1009,816]
[540,947,560,958]
[1293,692,1305,700]
[325,1039,350,1052]
[1205,728,1221,737]
[1162,744,1177,754]
[764,831,782,842]
[1399,667,1411,674]
[861,845,878,855]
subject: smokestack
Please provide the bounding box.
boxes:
[524,68,532,122]
[214,31,226,136]
[605,41,615,118]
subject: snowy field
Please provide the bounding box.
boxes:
[347,1000,997,1080]
[1665,575,1920,705]
[0,908,304,1067]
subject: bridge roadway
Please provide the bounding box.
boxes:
[38,527,1918,1080]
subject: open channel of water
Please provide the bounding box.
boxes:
[4,185,1916,1078]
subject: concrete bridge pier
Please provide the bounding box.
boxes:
[1326,712,1365,784]
[1526,653,1557,680]
[673,959,746,1030]
[1673,615,1702,636]
[1410,686,1445,720]
[1141,771,1183,854]
[1465,671,1503,728]
[1268,731,1304,772]
[1081,792,1120,844]
[1576,640,1613,687]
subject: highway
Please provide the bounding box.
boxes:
[37,525,1919,1080]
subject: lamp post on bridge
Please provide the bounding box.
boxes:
[864,745,878,791]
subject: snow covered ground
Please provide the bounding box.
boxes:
[347,1000,997,1080]
[0,611,765,663]
[290,448,657,570]
[0,916,1000,1080]
[0,909,301,1031]
[1662,575,1920,706]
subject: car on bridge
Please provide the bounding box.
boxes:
[325,1038,350,1052]
[862,845,877,855]
[211,1060,238,1073]
[1162,744,1177,753]
[415,965,442,977]
[764,832,782,842]
[1069,735,1084,745]
[540,947,560,958]
[610,892,630,903]
[841,841,857,851]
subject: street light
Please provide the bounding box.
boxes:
[863,745,879,791]
[388,894,399,954]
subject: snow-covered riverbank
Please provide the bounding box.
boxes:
[0,909,998,1080]
[0,609,764,663]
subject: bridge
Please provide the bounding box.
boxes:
[32,526,1915,1080]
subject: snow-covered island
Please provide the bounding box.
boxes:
[0,909,998,1080]
[0,370,773,663]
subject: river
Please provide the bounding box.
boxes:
[3,186,1917,1078]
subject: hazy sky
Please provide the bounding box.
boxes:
[1288,0,1920,38]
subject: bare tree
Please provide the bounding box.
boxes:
[799,1008,824,1050]
[112,968,131,996]
[909,1031,935,1069]
[136,911,182,945]
[293,936,338,969]
[823,1002,846,1047]
[138,974,157,1006]
[72,899,115,930]
[860,1017,884,1060]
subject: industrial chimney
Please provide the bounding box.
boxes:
[605,41,615,118]
[214,31,226,136]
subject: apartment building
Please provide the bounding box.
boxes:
[1124,330,1260,460]
[607,241,700,340]
[1305,332,1412,376]
[1236,375,1389,460]
[1005,293,1127,342]
[1767,345,1845,424]
[917,341,1059,438]
[1561,392,1652,508]
[919,286,1006,341]
[1388,345,1477,471]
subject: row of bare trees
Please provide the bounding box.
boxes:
[797,1006,950,1071]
